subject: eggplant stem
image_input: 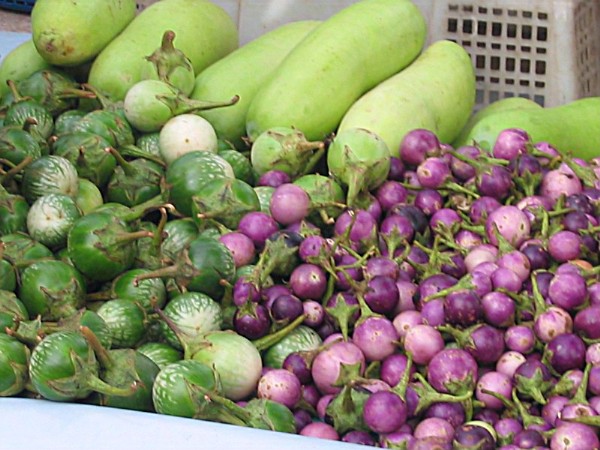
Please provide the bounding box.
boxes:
[151,207,169,249]
[80,326,113,369]
[159,93,240,116]
[1,156,33,184]
[392,353,413,401]
[252,314,306,351]
[105,147,137,177]
[86,374,139,398]
[115,230,154,244]
[119,145,167,167]
[133,264,181,286]
[85,290,114,302]
[6,79,26,102]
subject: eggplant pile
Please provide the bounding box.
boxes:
[2,63,600,450]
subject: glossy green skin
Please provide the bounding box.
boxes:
[160,291,223,351]
[112,268,167,313]
[74,178,104,215]
[72,110,135,148]
[0,291,27,331]
[192,20,321,148]
[217,149,256,185]
[96,299,147,349]
[31,0,137,66]
[67,212,136,282]
[0,261,17,292]
[179,236,236,300]
[123,80,180,133]
[152,359,218,417]
[0,189,29,236]
[26,193,82,249]
[246,0,427,142]
[339,40,476,156]
[191,178,260,230]
[249,126,325,178]
[18,260,87,321]
[0,40,52,101]
[88,0,239,101]
[53,109,87,135]
[253,186,275,215]
[20,155,80,205]
[58,309,113,350]
[29,330,98,402]
[452,96,542,147]
[327,127,391,206]
[97,349,160,412]
[136,133,162,158]
[0,233,54,268]
[160,219,199,262]
[0,334,30,396]
[244,398,296,433]
[454,97,600,159]
[52,132,117,188]
[132,221,162,271]
[0,126,42,166]
[191,330,262,401]
[137,342,182,370]
[15,69,80,116]
[106,159,164,208]
[92,202,131,218]
[165,151,234,217]
[264,325,322,369]
[4,100,54,140]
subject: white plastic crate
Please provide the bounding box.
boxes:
[136,0,239,18]
[426,0,600,109]
[135,0,436,44]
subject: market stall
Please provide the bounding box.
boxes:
[1,1,600,449]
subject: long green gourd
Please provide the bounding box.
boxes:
[452,96,542,148]
[191,20,321,149]
[338,40,476,157]
[245,0,427,142]
[88,0,239,101]
[453,97,600,160]
[31,0,137,67]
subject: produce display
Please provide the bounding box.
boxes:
[1,0,600,449]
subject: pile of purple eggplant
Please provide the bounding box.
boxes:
[227,127,600,449]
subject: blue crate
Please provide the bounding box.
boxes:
[0,0,35,13]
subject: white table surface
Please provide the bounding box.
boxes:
[0,397,370,450]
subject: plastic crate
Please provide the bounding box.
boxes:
[0,0,35,13]
[426,0,600,109]
[129,1,435,45]
[227,1,433,46]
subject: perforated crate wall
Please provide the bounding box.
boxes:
[427,0,600,109]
